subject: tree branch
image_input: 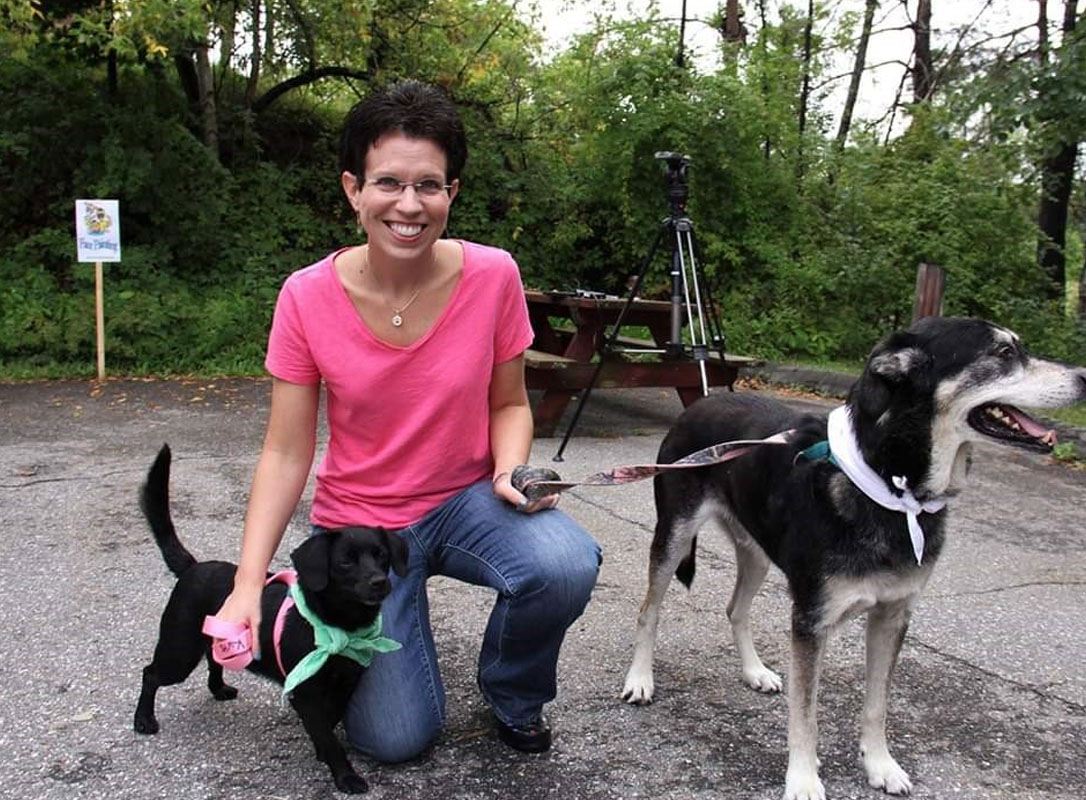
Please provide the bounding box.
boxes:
[252,66,371,114]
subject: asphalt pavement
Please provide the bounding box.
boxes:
[1,376,1084,800]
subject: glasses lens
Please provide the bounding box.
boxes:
[373,177,402,192]
[416,180,446,197]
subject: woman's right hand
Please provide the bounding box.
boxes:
[214,578,264,660]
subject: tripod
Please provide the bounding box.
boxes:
[553,153,726,461]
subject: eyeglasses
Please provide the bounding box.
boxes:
[364,176,453,198]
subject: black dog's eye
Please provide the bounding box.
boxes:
[995,343,1016,360]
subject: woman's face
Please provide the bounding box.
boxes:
[341,132,459,262]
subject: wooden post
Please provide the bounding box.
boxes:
[912,262,945,322]
[95,260,105,379]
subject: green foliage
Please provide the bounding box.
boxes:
[2,0,1084,377]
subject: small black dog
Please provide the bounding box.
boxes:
[133,444,407,794]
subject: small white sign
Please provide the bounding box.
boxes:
[75,199,121,262]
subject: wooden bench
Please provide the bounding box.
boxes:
[523,347,758,436]
[523,349,577,370]
[524,291,765,437]
[609,335,766,369]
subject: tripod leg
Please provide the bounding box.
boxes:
[552,223,668,461]
[675,225,711,396]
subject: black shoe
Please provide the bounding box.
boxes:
[494,714,552,753]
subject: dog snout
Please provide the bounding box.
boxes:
[368,573,390,598]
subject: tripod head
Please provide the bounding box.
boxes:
[654,151,691,216]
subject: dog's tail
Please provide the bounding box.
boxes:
[140,444,197,577]
[674,535,697,589]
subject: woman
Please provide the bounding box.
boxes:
[213,80,601,762]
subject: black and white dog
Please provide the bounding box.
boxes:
[621,317,1086,800]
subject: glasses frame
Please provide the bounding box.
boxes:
[362,176,455,198]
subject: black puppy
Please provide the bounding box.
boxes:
[133,444,407,794]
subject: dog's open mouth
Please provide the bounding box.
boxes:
[968,403,1058,450]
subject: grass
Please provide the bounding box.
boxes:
[0,357,266,381]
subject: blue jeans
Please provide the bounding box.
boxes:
[321,479,601,763]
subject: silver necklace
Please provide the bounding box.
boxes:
[360,250,428,328]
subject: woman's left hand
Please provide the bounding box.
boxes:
[492,472,559,513]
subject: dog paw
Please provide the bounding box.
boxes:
[133,714,159,735]
[334,771,369,794]
[782,770,825,800]
[211,685,238,702]
[743,665,783,694]
[864,751,912,795]
[621,669,655,705]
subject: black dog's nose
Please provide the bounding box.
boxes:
[370,575,390,594]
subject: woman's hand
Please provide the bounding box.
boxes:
[213,578,264,660]
[492,471,559,513]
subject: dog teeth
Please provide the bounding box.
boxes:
[987,407,1024,433]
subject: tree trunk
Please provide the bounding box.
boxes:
[195,43,219,159]
[219,0,237,71]
[1079,196,1086,315]
[246,0,262,107]
[912,0,933,103]
[796,0,815,178]
[175,53,200,108]
[1036,0,1080,301]
[835,0,878,150]
[722,0,746,43]
[1037,0,1049,66]
[1080,193,1086,316]
[264,0,276,67]
[758,0,770,160]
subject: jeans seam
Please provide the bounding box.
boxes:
[405,524,446,732]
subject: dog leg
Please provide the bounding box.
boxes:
[134,641,206,735]
[291,694,368,794]
[727,530,781,693]
[860,602,913,796]
[784,626,827,800]
[133,664,163,734]
[622,517,697,705]
[205,654,238,701]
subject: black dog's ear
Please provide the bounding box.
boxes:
[852,332,932,420]
[383,530,409,577]
[291,534,332,592]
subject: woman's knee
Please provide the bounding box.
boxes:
[345,711,442,764]
[518,518,601,612]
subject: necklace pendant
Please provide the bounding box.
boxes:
[391,313,404,327]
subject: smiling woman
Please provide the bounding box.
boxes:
[209,79,601,767]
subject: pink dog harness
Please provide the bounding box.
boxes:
[201,570,297,677]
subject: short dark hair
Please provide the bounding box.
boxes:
[339,80,468,183]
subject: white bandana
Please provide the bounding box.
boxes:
[826,406,946,564]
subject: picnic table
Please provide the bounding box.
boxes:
[523,290,762,436]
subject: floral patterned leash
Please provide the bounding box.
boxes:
[511,431,795,501]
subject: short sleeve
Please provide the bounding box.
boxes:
[493,253,534,363]
[265,278,321,384]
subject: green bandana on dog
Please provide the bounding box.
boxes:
[282,581,401,696]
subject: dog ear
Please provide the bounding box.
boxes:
[853,333,932,419]
[291,534,332,592]
[868,345,929,381]
[383,530,409,577]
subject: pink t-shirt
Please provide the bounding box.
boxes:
[265,240,534,528]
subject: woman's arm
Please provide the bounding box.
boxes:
[489,354,557,513]
[215,377,319,657]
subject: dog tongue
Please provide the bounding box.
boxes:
[1005,406,1058,444]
